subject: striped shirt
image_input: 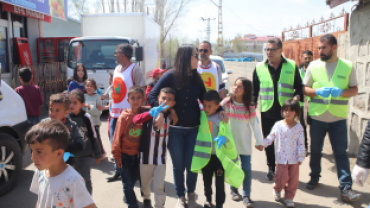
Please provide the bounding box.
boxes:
[133,111,171,165]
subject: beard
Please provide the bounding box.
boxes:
[320,50,333,62]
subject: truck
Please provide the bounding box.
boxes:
[66,13,161,100]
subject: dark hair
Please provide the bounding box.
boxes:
[19,67,32,83]
[73,64,88,82]
[281,99,301,120]
[26,119,69,151]
[50,93,70,110]
[85,78,98,90]
[67,76,74,86]
[267,37,283,49]
[128,86,145,97]
[109,71,114,77]
[160,87,176,99]
[230,77,253,113]
[320,34,337,46]
[173,44,202,89]
[200,41,212,50]
[203,90,222,104]
[302,50,313,56]
[69,89,85,103]
[116,43,133,60]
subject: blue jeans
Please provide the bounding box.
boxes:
[27,116,40,126]
[309,119,352,191]
[110,118,121,175]
[120,153,140,208]
[231,155,251,197]
[168,126,199,197]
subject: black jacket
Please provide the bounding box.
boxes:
[356,120,370,168]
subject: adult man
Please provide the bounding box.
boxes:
[197,41,226,99]
[252,37,303,182]
[303,34,361,202]
[107,43,147,182]
[298,50,314,153]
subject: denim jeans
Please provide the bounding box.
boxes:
[120,153,140,208]
[309,119,352,191]
[110,118,121,175]
[168,126,199,197]
[231,155,251,197]
[27,116,40,126]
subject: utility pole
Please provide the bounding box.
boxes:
[210,0,223,56]
[201,17,216,43]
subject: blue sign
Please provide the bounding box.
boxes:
[1,0,68,19]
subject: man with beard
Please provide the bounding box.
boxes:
[303,34,361,202]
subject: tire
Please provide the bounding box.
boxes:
[0,133,22,196]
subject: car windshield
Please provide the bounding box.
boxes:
[211,59,226,73]
[68,39,130,70]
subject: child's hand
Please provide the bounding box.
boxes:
[154,113,165,130]
[84,103,90,109]
[96,157,103,164]
[170,109,178,125]
[115,159,122,169]
[255,145,264,151]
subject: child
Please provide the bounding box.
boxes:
[263,99,305,208]
[68,64,87,92]
[220,77,264,207]
[133,87,176,208]
[146,68,167,98]
[27,119,96,208]
[111,86,146,208]
[15,67,44,126]
[101,71,113,101]
[41,94,84,165]
[68,89,103,195]
[63,76,74,95]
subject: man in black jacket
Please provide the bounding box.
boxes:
[352,120,370,186]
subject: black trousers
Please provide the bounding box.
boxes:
[261,114,282,173]
[300,107,308,149]
[202,155,225,205]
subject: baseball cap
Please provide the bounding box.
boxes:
[150,68,167,77]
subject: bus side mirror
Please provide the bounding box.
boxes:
[135,46,143,62]
[58,48,65,62]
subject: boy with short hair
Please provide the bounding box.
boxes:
[41,94,84,165]
[133,87,176,208]
[28,119,96,208]
[111,86,147,208]
[146,68,167,99]
[15,67,44,125]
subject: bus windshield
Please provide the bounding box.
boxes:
[68,39,130,70]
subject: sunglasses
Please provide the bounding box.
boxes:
[192,54,199,59]
[199,49,209,53]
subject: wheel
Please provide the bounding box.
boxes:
[0,133,22,196]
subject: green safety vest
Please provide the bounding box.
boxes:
[308,58,352,118]
[299,68,306,107]
[256,59,296,112]
[191,108,244,188]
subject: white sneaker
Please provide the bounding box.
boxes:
[175,196,186,208]
[273,190,282,201]
[285,199,294,208]
[187,192,198,208]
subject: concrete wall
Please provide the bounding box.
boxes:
[42,17,81,37]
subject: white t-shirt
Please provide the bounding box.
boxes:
[30,165,94,208]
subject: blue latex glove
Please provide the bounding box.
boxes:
[63,152,74,162]
[331,87,343,98]
[213,136,226,149]
[315,87,332,98]
[149,102,169,118]
[96,88,103,95]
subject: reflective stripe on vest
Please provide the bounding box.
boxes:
[256,59,296,112]
[308,58,352,118]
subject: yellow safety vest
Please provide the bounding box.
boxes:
[256,59,296,112]
[308,58,352,118]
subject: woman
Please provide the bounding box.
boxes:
[148,44,227,208]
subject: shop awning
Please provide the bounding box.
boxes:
[2,2,51,22]
[326,0,358,8]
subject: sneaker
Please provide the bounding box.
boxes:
[143,199,152,208]
[175,196,186,208]
[284,199,294,208]
[306,178,319,190]
[243,196,254,208]
[106,171,121,182]
[266,170,274,181]
[110,155,115,162]
[188,192,198,208]
[230,189,243,201]
[203,201,213,208]
[273,190,282,202]
[341,189,362,202]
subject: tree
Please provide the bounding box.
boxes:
[231,34,247,53]
[69,0,90,17]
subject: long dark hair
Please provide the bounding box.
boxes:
[230,77,254,113]
[73,64,88,82]
[173,44,201,89]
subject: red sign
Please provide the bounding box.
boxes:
[14,37,33,66]
[2,2,51,23]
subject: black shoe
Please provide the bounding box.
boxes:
[204,201,213,208]
[106,172,121,182]
[143,199,152,208]
[306,178,319,190]
[266,170,274,181]
[341,189,362,202]
[215,205,223,208]
[243,196,254,208]
[230,189,242,201]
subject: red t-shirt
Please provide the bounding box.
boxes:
[15,85,44,117]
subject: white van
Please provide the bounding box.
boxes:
[0,80,31,196]
[210,55,233,94]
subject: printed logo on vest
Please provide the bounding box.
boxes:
[337,75,346,80]
[200,72,217,91]
[112,77,127,104]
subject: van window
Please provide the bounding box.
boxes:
[211,59,226,73]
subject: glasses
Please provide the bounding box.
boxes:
[264,48,281,52]
[199,49,209,53]
[192,53,199,59]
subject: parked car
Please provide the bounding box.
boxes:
[0,80,31,196]
[210,55,233,94]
